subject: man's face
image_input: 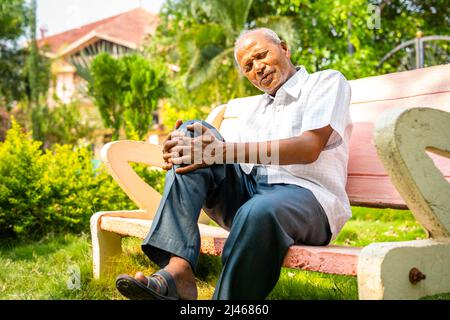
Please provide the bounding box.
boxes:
[236,33,294,96]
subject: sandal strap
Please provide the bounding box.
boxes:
[146,274,167,296]
[147,269,179,299]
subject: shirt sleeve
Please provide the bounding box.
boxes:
[300,70,352,150]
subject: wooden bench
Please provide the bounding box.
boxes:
[90,64,450,299]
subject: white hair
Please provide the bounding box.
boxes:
[233,28,282,64]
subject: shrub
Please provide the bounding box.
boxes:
[36,101,100,148]
[88,53,167,140]
[0,119,166,241]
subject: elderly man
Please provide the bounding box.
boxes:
[116,28,352,300]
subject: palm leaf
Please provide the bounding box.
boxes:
[70,51,93,83]
[185,47,234,90]
[195,0,254,42]
[255,16,301,51]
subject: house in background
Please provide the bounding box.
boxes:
[38,8,159,104]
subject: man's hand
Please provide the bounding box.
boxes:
[164,122,224,174]
[162,120,183,171]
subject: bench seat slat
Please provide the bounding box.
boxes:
[100,216,361,276]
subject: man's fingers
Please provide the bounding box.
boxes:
[164,131,185,148]
[186,122,205,133]
[170,155,192,165]
[175,164,198,175]
[163,139,178,153]
[175,120,183,129]
[202,135,215,143]
[162,131,173,146]
[165,136,193,156]
[170,145,191,155]
[162,129,186,150]
[162,162,173,171]
[186,124,215,144]
[187,122,208,134]
[171,130,185,138]
[163,152,179,162]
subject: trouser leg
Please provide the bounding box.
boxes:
[212,183,332,300]
[141,120,255,271]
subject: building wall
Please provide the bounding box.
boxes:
[55,71,75,104]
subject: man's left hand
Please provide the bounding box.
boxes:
[167,122,224,174]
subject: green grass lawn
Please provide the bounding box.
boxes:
[0,207,449,300]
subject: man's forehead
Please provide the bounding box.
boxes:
[236,34,269,59]
[241,36,259,51]
[237,32,267,50]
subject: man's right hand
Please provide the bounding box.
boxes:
[162,119,184,171]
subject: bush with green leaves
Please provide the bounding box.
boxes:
[17,101,100,149]
[0,119,166,241]
[88,53,167,140]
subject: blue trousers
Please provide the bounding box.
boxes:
[141,120,332,300]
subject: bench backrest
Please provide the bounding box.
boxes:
[206,64,450,209]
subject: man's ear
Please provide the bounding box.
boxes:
[280,41,291,59]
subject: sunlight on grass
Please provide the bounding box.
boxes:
[332,207,428,247]
[268,269,357,300]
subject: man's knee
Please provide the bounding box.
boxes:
[247,204,277,225]
[235,200,278,233]
[178,120,223,141]
[177,120,197,138]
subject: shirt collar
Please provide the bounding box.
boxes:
[262,66,308,101]
[281,66,308,99]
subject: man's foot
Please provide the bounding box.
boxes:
[116,270,179,300]
[134,260,197,300]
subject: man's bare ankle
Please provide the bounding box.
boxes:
[166,256,195,279]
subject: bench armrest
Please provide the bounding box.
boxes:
[374,107,450,238]
[100,140,212,225]
[101,141,164,217]
[90,210,152,236]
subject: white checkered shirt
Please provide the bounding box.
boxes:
[223,67,353,240]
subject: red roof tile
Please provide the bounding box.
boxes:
[38,8,158,54]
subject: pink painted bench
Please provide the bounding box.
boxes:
[91,64,450,299]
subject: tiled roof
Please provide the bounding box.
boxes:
[38,8,158,54]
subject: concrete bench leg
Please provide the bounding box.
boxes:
[90,212,123,279]
[357,239,450,299]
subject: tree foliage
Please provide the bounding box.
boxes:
[148,0,449,121]
[0,0,28,40]
[0,0,51,149]
[146,0,263,127]
[0,0,29,109]
[36,102,99,148]
[88,53,167,140]
[27,0,51,142]
[250,0,449,77]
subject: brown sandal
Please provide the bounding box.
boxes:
[115,269,180,300]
